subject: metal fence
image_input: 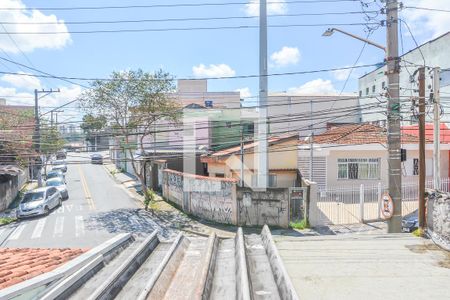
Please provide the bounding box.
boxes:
[310,177,450,226]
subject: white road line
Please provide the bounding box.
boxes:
[31,219,46,239]
[75,216,85,237]
[8,223,27,240]
[0,228,5,239]
[54,216,64,238]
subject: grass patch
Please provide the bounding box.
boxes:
[0,217,17,226]
[290,219,310,230]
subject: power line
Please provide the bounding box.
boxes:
[0,11,378,26]
[0,22,380,35]
[0,1,361,11]
[404,6,450,13]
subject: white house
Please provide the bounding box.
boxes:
[298,123,450,189]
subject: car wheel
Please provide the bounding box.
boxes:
[59,197,62,206]
[44,207,50,216]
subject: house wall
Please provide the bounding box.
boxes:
[206,139,298,188]
[427,190,450,251]
[266,95,360,136]
[0,172,27,212]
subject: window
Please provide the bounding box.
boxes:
[366,87,369,95]
[337,158,380,180]
[215,173,225,178]
[372,85,376,93]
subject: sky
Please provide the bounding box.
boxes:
[0,0,449,122]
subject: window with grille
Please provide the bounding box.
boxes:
[337,158,380,180]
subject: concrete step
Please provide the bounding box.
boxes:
[68,238,140,299]
[160,237,209,300]
[115,242,172,300]
[208,238,236,300]
[245,234,281,300]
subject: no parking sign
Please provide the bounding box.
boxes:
[381,192,394,219]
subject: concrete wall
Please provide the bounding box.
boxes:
[236,188,290,228]
[427,190,450,251]
[162,169,238,224]
[0,172,27,212]
[162,169,291,228]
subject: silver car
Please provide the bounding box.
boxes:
[45,178,69,200]
[17,187,62,218]
[52,160,67,173]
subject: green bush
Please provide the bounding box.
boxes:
[144,188,157,211]
[289,219,310,230]
[0,217,17,226]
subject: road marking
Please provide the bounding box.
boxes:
[31,219,46,239]
[75,216,85,237]
[8,223,27,240]
[0,228,5,239]
[54,216,64,238]
[77,165,96,210]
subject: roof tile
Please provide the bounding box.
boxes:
[0,248,87,290]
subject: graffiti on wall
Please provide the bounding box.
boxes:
[237,190,289,227]
[163,170,236,224]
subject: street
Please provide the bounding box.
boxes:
[0,153,174,248]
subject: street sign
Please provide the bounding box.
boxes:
[381,192,394,219]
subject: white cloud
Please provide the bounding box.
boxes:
[0,0,71,53]
[1,72,41,90]
[270,46,300,67]
[235,87,252,99]
[244,0,287,17]
[330,67,353,81]
[288,79,338,95]
[192,64,236,78]
[402,0,450,39]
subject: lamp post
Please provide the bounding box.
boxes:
[322,28,386,52]
[323,24,403,233]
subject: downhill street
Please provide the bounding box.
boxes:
[0,153,175,248]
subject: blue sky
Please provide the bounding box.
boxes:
[0,0,448,120]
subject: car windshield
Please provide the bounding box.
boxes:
[22,192,45,203]
[53,161,65,165]
[46,180,63,187]
[47,172,61,178]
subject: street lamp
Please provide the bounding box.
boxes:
[322,28,386,52]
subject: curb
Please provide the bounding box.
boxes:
[192,233,219,299]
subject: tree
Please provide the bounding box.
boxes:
[40,124,66,176]
[78,69,180,208]
[80,114,107,150]
[0,107,34,166]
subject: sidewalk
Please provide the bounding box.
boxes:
[103,163,237,238]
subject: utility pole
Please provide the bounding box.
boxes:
[418,67,426,230]
[240,124,244,187]
[257,0,268,189]
[33,88,60,187]
[386,0,402,233]
[309,99,313,181]
[432,68,441,190]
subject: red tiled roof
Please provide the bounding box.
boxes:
[207,133,298,158]
[0,248,87,290]
[402,123,450,144]
[305,123,428,145]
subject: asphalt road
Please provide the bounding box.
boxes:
[0,153,174,248]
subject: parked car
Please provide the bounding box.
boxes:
[51,160,67,173]
[46,169,65,182]
[402,210,418,232]
[91,154,103,164]
[45,178,69,199]
[56,150,66,160]
[17,187,62,218]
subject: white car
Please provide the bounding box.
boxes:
[51,160,67,173]
[17,187,62,218]
[45,178,69,200]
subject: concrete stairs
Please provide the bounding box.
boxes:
[42,225,298,300]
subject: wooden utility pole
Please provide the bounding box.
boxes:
[386,0,402,232]
[418,67,426,230]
